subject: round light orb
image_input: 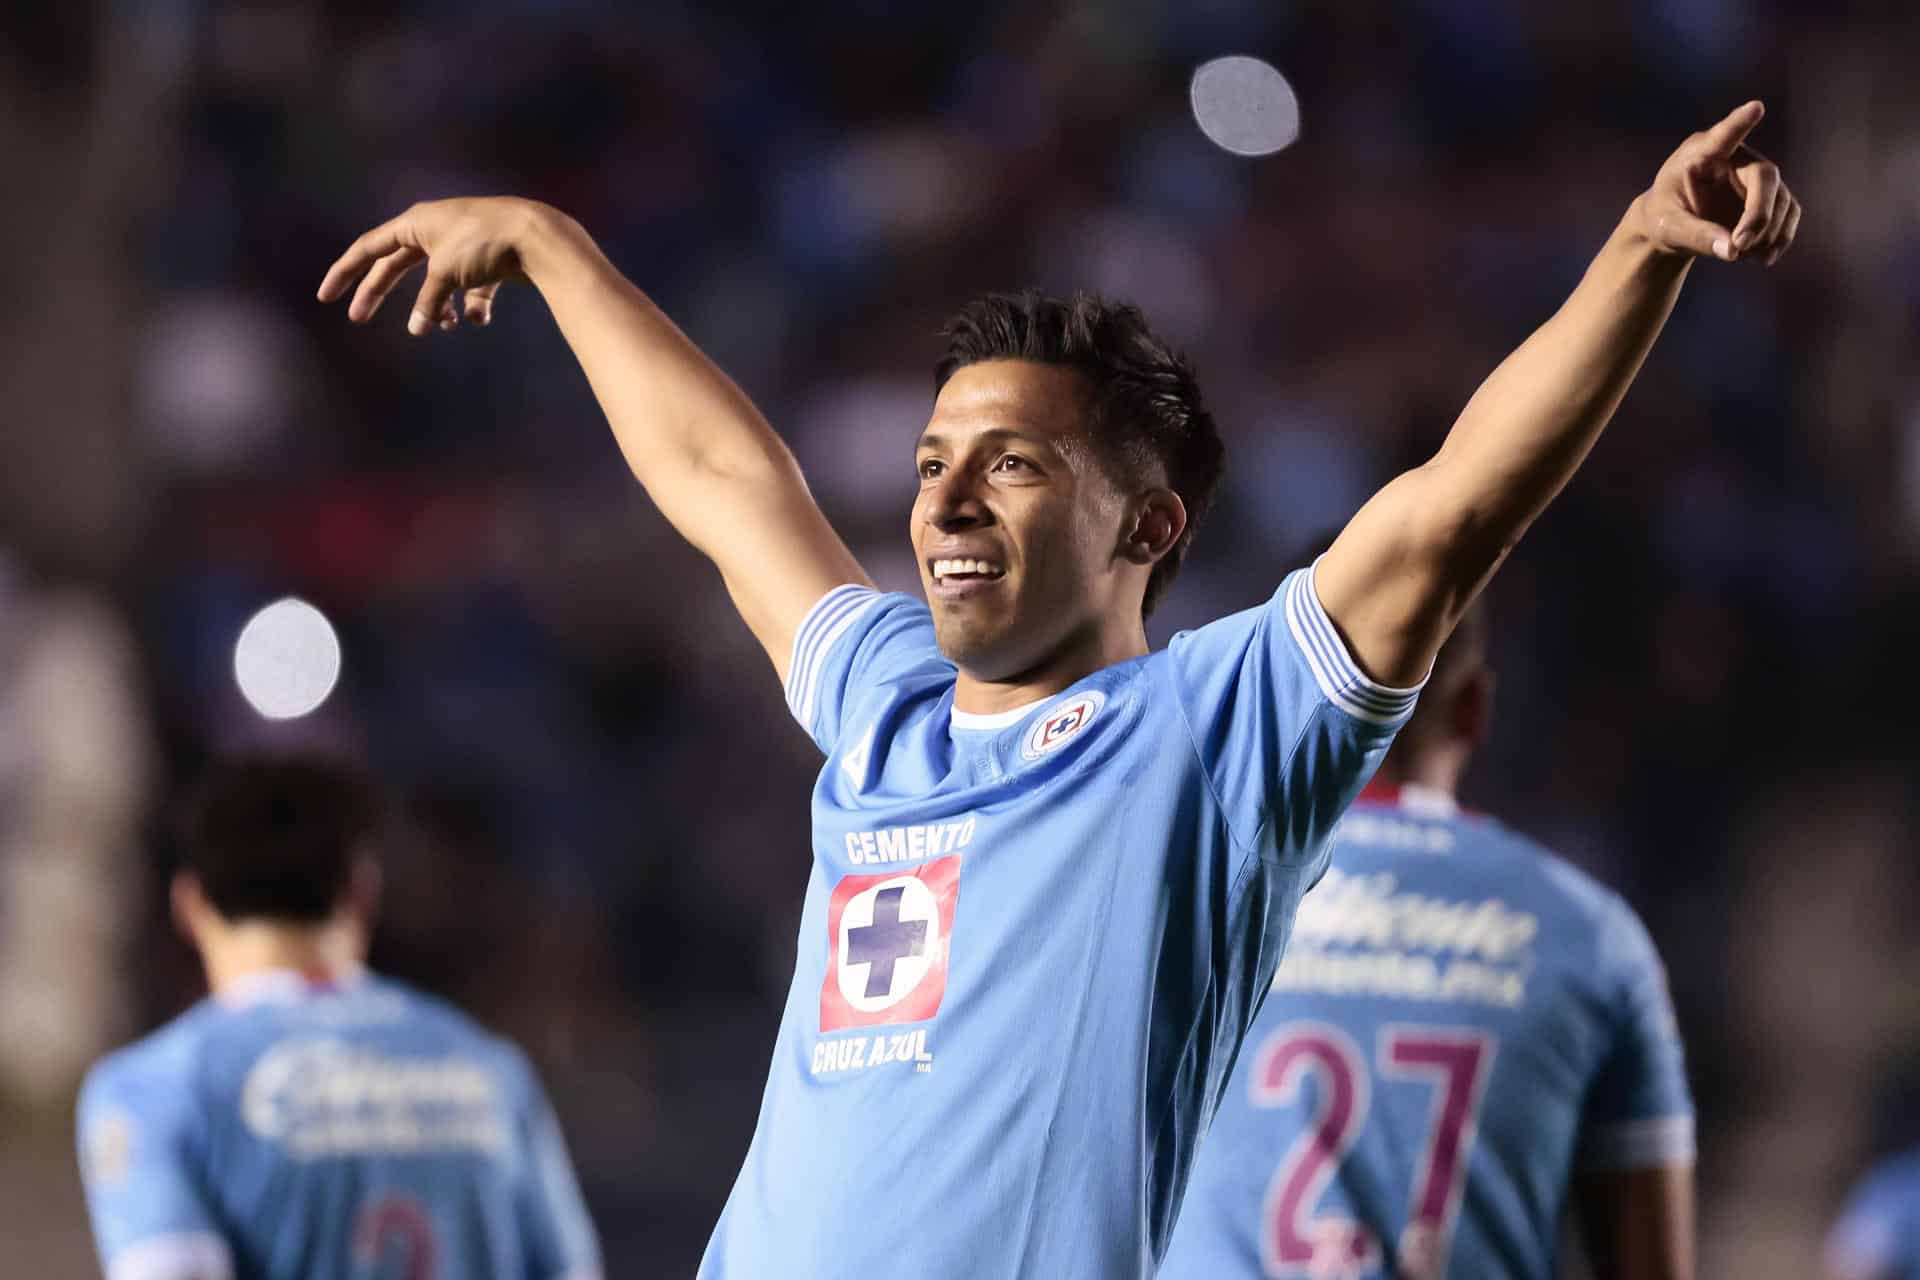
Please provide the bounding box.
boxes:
[233,597,342,720]
[1190,55,1301,157]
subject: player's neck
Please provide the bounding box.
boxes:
[952,617,1148,715]
[200,919,365,996]
[1369,753,1463,800]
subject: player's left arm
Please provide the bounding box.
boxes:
[76,1063,235,1280]
[1315,101,1800,684]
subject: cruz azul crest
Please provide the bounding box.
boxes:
[1021,690,1106,761]
[820,855,962,1032]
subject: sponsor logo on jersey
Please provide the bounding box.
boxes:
[241,1039,509,1158]
[820,854,962,1032]
[843,815,975,866]
[1274,868,1540,1008]
[1021,690,1106,760]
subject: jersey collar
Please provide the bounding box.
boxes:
[1355,780,1459,818]
[949,695,1051,732]
[216,966,367,1009]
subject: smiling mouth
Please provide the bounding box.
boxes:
[929,557,1006,586]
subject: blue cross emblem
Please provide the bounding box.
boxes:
[846,886,927,999]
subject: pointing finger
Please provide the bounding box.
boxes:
[1699,100,1765,160]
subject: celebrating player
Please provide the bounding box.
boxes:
[76,757,601,1280]
[318,102,1796,1278]
[1828,1147,1920,1280]
[1159,590,1695,1280]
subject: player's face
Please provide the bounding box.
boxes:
[912,361,1138,679]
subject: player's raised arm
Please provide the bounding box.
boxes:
[317,198,870,683]
[1314,101,1800,685]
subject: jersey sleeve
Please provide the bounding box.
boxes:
[1827,1164,1912,1280]
[783,585,943,755]
[1576,899,1697,1171]
[1164,560,1423,862]
[510,1056,603,1280]
[76,1059,234,1280]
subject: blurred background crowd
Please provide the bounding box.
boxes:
[1,0,1916,1273]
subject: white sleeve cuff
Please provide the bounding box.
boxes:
[108,1232,234,1280]
[1579,1114,1697,1171]
[1283,559,1425,726]
[785,585,880,728]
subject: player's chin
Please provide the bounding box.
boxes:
[930,610,1021,676]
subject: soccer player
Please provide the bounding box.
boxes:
[316,102,1797,1277]
[1828,1148,1920,1280]
[76,756,601,1280]
[1158,594,1695,1280]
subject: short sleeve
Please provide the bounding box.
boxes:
[511,1059,602,1280]
[783,586,943,754]
[1576,901,1696,1171]
[1827,1164,1913,1280]
[77,1061,234,1280]
[1165,561,1422,858]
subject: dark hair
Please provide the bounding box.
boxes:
[180,755,382,923]
[935,291,1225,618]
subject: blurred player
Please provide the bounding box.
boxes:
[1159,592,1694,1280]
[1829,1148,1920,1279]
[317,103,1796,1278]
[76,756,600,1280]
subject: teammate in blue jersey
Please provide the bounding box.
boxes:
[1829,1149,1920,1280]
[76,757,600,1280]
[318,103,1797,1277]
[1161,594,1695,1280]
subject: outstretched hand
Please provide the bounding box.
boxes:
[317,196,549,334]
[1636,101,1800,266]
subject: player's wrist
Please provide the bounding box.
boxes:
[513,201,601,286]
[1623,194,1696,262]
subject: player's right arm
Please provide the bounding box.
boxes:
[76,1059,235,1280]
[317,198,870,683]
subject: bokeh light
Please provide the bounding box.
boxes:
[1190,55,1301,157]
[232,598,342,720]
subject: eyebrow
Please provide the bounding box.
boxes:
[914,427,1058,453]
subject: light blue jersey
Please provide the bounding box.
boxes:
[1160,785,1694,1280]
[1829,1150,1920,1280]
[699,565,1420,1279]
[77,971,599,1280]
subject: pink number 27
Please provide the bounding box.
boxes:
[1249,1021,1496,1279]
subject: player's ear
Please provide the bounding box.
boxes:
[344,853,383,929]
[1122,488,1187,566]
[171,871,214,946]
